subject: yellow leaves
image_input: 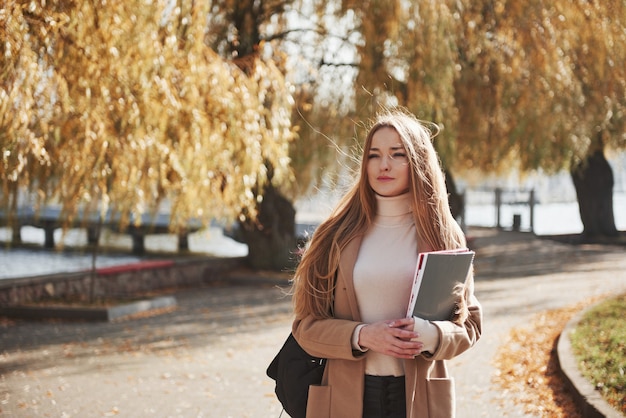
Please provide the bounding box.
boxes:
[494,304,589,417]
[1,0,295,232]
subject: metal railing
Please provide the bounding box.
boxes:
[459,187,536,233]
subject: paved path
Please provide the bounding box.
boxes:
[1,228,625,417]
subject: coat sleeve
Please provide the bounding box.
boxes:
[292,315,366,361]
[424,273,483,361]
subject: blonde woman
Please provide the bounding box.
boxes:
[291,108,483,418]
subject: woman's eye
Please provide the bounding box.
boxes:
[392,152,407,159]
[367,154,380,159]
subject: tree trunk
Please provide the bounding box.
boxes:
[445,170,465,220]
[8,182,21,244]
[239,183,297,271]
[571,148,618,238]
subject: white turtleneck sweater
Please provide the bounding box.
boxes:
[353,193,418,377]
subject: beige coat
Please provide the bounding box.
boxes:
[292,236,483,418]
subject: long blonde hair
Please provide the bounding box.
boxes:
[292,108,466,319]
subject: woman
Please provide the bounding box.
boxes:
[291,108,483,418]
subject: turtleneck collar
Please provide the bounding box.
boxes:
[374,193,413,226]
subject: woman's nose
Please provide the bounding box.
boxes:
[381,155,391,170]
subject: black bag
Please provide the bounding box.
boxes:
[266,333,326,418]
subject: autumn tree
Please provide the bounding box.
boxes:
[203,0,300,270]
[312,0,626,238]
[0,1,295,254]
[561,1,626,238]
[451,0,626,238]
[1,0,373,271]
[205,0,368,268]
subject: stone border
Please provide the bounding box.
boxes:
[0,296,177,322]
[557,301,624,418]
[0,256,245,306]
[0,256,248,323]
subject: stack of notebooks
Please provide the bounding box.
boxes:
[406,249,475,321]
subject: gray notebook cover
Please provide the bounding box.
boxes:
[407,251,475,321]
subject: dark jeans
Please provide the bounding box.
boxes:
[362,375,406,418]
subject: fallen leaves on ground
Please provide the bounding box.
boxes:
[493,300,601,417]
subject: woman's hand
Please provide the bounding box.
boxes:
[411,316,440,354]
[358,318,423,359]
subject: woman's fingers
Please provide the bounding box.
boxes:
[359,321,423,358]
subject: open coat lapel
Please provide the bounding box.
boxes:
[336,235,363,322]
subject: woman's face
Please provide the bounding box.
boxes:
[366,127,410,197]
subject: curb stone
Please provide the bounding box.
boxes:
[0,296,177,322]
[557,301,624,418]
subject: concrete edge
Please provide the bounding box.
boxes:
[106,296,177,321]
[0,296,177,322]
[557,302,624,418]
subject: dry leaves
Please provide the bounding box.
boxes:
[493,301,594,417]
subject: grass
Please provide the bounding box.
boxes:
[569,293,626,414]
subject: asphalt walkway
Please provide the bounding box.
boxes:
[1,228,625,417]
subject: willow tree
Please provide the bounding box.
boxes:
[205,0,372,268]
[451,0,626,238]
[203,0,304,269]
[314,0,626,238]
[560,1,626,237]
[0,1,294,252]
